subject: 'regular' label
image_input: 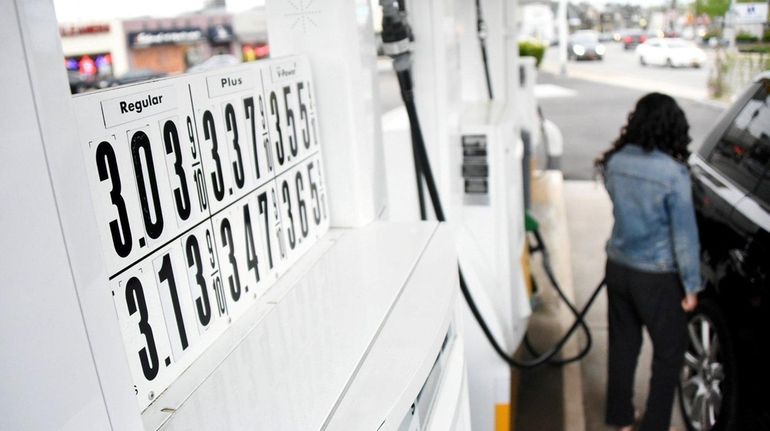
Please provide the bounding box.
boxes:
[100,86,177,128]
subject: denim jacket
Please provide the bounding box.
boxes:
[604,144,703,295]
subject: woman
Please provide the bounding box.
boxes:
[596,92,702,431]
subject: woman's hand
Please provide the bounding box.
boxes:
[681,294,698,312]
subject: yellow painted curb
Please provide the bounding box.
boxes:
[495,403,511,431]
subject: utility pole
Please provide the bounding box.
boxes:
[558,0,568,75]
[671,0,678,33]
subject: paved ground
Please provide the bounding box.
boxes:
[537,72,725,180]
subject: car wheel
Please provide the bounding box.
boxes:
[667,58,674,68]
[640,56,646,66]
[678,299,738,431]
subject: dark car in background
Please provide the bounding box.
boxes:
[681,75,770,431]
[102,69,167,87]
[67,70,96,94]
[567,30,605,61]
[67,69,166,93]
[622,29,647,50]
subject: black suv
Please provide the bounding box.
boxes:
[681,76,770,431]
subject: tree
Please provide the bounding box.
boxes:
[693,0,730,19]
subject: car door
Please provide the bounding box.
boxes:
[647,40,664,65]
[657,40,671,65]
[641,40,655,63]
[692,79,770,295]
[724,94,770,426]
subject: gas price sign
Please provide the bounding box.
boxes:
[72,56,329,410]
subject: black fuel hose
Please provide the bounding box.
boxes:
[475,0,494,100]
[525,230,599,366]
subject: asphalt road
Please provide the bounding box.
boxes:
[541,41,715,101]
[538,72,725,180]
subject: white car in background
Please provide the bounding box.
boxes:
[636,38,707,68]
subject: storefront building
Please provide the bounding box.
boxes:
[123,11,236,74]
[59,21,129,78]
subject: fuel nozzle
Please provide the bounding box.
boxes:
[379,0,412,72]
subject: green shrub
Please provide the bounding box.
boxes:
[702,29,722,40]
[736,32,759,43]
[738,44,770,54]
[519,41,546,67]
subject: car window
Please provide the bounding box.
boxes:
[572,33,598,43]
[708,80,770,193]
[754,167,770,210]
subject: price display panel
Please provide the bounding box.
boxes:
[72,56,329,410]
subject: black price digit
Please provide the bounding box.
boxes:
[257,192,274,269]
[131,131,164,239]
[269,91,285,166]
[281,180,296,250]
[203,110,225,201]
[158,253,188,350]
[95,141,132,257]
[186,116,197,159]
[307,82,319,146]
[224,104,245,189]
[213,275,227,316]
[307,161,321,226]
[243,204,260,285]
[163,121,192,221]
[243,97,261,179]
[205,229,216,268]
[192,168,208,211]
[258,95,273,172]
[125,277,159,380]
[220,217,243,301]
[283,85,298,157]
[185,235,211,326]
[297,82,310,149]
[295,172,309,238]
[272,188,286,258]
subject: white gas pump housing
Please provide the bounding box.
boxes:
[0,0,470,430]
[380,0,531,429]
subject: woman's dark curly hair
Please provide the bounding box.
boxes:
[595,92,691,173]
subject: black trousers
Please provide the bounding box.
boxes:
[605,259,687,431]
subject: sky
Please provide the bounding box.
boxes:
[53,0,265,23]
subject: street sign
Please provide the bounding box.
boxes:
[72,56,329,410]
[732,3,768,25]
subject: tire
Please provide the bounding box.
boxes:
[678,299,739,431]
[667,58,674,68]
[640,56,646,66]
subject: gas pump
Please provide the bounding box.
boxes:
[379,0,530,428]
[1,0,470,429]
